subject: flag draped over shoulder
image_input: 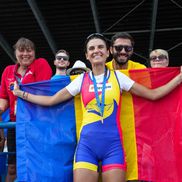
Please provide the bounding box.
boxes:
[16,68,182,182]
[16,77,77,182]
[121,67,182,181]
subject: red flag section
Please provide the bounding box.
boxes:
[129,67,182,181]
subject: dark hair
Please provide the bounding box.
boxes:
[84,33,110,53]
[55,49,70,59]
[111,32,135,47]
[13,37,35,50]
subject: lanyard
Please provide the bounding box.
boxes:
[14,66,27,85]
[92,69,107,123]
[15,75,22,85]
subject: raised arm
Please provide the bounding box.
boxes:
[13,82,73,106]
[130,67,182,100]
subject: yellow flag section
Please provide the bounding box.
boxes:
[119,70,137,180]
[70,75,83,140]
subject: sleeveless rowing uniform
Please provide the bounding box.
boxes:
[74,70,127,172]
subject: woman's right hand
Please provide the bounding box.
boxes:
[12,81,22,97]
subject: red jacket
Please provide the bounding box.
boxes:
[0,58,52,121]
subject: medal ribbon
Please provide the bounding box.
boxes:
[92,69,107,122]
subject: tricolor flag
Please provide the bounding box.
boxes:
[16,67,182,182]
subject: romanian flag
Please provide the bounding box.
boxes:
[16,67,182,182]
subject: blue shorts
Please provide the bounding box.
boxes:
[74,121,126,172]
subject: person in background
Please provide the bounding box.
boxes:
[139,50,170,182]
[107,32,146,182]
[13,33,182,182]
[149,49,169,68]
[0,37,52,182]
[106,32,146,70]
[51,49,70,79]
[66,60,90,76]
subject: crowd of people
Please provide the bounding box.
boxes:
[0,32,181,182]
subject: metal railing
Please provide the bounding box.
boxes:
[0,122,16,182]
[0,122,16,129]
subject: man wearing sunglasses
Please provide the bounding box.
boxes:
[51,49,70,80]
[106,32,146,70]
[106,32,146,182]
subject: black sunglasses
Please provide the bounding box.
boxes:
[86,33,104,40]
[70,69,86,75]
[85,33,109,52]
[150,55,167,61]
[113,45,133,52]
[56,55,69,61]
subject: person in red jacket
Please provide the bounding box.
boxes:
[0,37,52,182]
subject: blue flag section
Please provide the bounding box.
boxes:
[16,77,77,182]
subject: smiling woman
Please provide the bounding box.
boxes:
[14,38,36,72]
[0,37,52,182]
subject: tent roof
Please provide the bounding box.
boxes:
[0,0,181,76]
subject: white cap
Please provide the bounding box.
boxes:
[66,60,90,75]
